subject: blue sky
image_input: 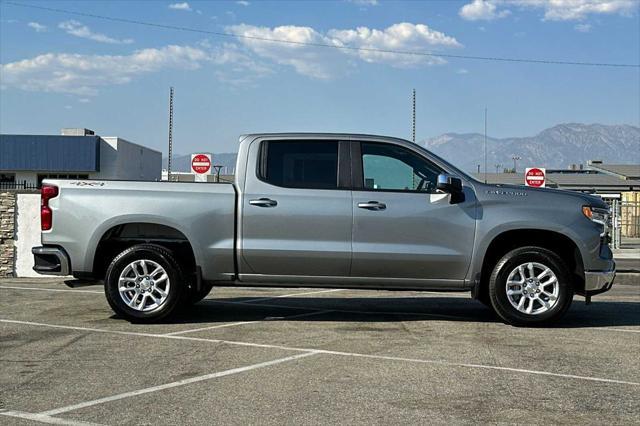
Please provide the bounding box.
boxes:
[1,0,638,154]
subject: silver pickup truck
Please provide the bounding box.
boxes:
[33,133,615,325]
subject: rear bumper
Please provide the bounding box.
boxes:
[584,261,615,295]
[32,246,70,276]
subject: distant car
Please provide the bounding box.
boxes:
[32,133,615,325]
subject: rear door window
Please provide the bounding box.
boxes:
[261,141,339,189]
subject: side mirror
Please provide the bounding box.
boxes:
[436,174,465,204]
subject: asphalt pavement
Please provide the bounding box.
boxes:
[0,278,638,425]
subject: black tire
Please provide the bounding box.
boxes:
[186,283,214,305]
[104,244,188,322]
[488,246,573,326]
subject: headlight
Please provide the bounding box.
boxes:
[582,205,610,236]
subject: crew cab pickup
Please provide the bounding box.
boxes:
[32,133,615,325]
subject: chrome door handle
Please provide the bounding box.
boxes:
[358,201,386,211]
[249,198,278,207]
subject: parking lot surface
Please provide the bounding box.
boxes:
[1,278,638,425]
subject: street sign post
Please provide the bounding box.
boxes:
[191,154,212,182]
[525,167,546,188]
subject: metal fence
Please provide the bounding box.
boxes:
[609,196,640,249]
[0,181,39,191]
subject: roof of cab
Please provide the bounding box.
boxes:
[239,133,412,144]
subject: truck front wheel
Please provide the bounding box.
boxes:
[488,247,573,326]
[104,244,187,322]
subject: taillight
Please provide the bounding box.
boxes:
[41,185,58,231]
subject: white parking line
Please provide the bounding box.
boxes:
[589,327,640,334]
[0,318,316,353]
[0,285,343,300]
[0,285,103,294]
[2,318,638,387]
[0,286,344,299]
[164,310,333,336]
[0,410,102,425]
[41,352,317,416]
[242,288,344,302]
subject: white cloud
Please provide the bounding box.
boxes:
[236,1,250,6]
[228,22,462,78]
[27,22,47,32]
[168,2,192,11]
[328,23,461,67]
[227,24,341,79]
[1,22,462,95]
[1,45,208,95]
[59,20,133,44]
[574,23,592,32]
[78,98,91,103]
[521,0,638,21]
[347,0,379,6]
[460,0,637,22]
[456,68,469,74]
[459,0,511,21]
[210,43,273,86]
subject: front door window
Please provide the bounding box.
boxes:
[361,143,441,193]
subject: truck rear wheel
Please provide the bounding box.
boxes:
[104,244,187,322]
[488,246,573,326]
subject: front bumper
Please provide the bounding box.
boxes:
[584,261,616,295]
[32,246,70,276]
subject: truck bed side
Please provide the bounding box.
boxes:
[42,180,237,281]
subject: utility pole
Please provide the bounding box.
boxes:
[512,155,521,173]
[484,107,487,183]
[167,87,174,181]
[412,88,416,143]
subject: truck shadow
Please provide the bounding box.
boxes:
[161,296,640,329]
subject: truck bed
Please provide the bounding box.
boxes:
[42,180,237,281]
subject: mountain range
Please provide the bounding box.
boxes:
[423,123,639,173]
[163,123,640,174]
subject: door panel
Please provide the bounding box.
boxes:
[352,191,476,280]
[240,139,352,277]
[351,142,476,282]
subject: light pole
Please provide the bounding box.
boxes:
[167,87,174,181]
[412,88,416,143]
[512,156,521,173]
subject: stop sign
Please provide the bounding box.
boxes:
[525,167,546,188]
[191,154,211,174]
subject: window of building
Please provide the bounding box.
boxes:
[261,141,339,189]
[361,143,441,193]
[0,173,15,183]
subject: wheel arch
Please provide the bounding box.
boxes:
[476,229,585,300]
[90,220,198,281]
